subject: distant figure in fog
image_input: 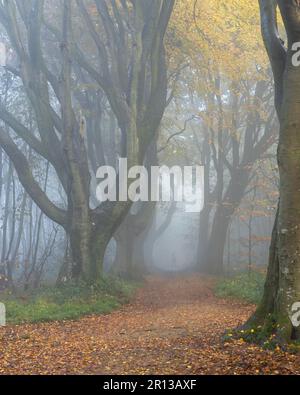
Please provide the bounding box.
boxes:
[171,252,177,271]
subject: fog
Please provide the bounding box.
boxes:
[0,0,278,289]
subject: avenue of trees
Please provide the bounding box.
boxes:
[0,0,300,344]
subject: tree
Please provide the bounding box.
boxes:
[112,142,158,280]
[167,0,277,275]
[202,76,277,275]
[0,0,174,282]
[247,0,300,343]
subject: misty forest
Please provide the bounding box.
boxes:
[0,0,300,376]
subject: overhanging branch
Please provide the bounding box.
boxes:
[0,127,67,227]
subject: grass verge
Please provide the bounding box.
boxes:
[214,271,265,305]
[0,277,139,325]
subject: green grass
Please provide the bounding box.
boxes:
[0,277,139,325]
[214,271,265,304]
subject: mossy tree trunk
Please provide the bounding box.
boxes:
[247,0,300,342]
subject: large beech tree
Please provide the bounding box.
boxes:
[247,0,300,342]
[0,0,174,282]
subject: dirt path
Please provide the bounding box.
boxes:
[0,275,299,375]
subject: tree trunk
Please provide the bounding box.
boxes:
[247,0,300,342]
[197,205,211,269]
[112,201,156,280]
[248,60,300,340]
[204,205,232,275]
[112,228,139,280]
[203,169,250,275]
[197,134,212,269]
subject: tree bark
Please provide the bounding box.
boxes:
[247,0,300,342]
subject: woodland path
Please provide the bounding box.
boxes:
[0,275,299,375]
